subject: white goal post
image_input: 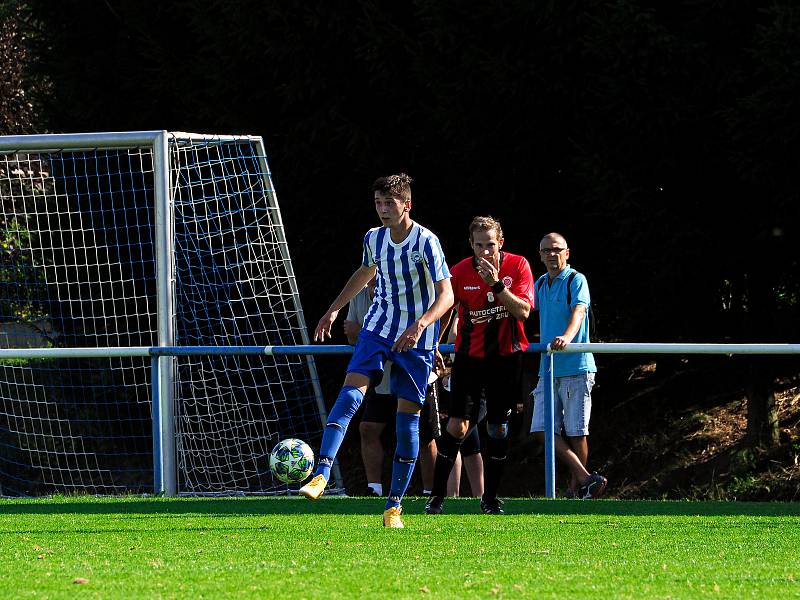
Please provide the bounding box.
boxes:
[0,130,340,496]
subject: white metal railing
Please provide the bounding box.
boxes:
[0,342,798,497]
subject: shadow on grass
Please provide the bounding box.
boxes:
[0,496,798,518]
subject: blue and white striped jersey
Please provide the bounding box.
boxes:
[361,223,451,350]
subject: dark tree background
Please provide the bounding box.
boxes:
[5,0,800,455]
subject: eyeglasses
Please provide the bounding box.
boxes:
[539,247,567,254]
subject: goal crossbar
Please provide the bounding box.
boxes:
[0,131,259,153]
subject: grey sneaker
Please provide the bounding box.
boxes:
[425,495,444,515]
[578,472,608,499]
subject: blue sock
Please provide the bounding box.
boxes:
[386,412,420,510]
[314,386,364,481]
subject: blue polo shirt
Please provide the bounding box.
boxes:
[535,264,596,377]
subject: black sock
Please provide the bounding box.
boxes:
[483,434,510,500]
[431,430,463,497]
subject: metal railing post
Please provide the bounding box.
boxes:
[543,348,556,499]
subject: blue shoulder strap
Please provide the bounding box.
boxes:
[535,273,548,293]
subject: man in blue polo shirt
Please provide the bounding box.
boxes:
[531,232,607,499]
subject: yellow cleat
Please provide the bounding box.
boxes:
[299,474,327,500]
[382,506,404,528]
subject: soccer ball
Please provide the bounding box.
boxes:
[269,438,315,484]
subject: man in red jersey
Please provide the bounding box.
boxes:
[426,216,533,515]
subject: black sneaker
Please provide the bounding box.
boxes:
[364,487,382,497]
[425,495,444,515]
[578,472,608,499]
[480,496,504,515]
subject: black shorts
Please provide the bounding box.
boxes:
[459,425,481,456]
[361,388,396,424]
[437,384,487,426]
[449,353,522,425]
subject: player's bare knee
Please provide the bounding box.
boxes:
[343,371,370,391]
[397,398,421,415]
[446,418,469,439]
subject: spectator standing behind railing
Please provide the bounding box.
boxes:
[344,275,395,498]
[437,357,484,498]
[435,313,484,497]
[530,232,607,499]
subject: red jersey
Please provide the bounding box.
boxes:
[450,252,534,358]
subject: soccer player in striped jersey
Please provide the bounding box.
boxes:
[300,173,453,528]
[426,216,533,516]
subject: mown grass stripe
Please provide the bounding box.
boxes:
[0,496,797,598]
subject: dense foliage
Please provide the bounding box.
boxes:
[0,1,47,134]
[18,0,799,346]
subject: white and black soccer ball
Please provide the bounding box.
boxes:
[269,438,315,484]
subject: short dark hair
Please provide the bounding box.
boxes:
[469,216,503,241]
[372,173,413,202]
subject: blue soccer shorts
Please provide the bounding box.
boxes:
[347,329,434,405]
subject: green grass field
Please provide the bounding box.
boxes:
[1,496,798,599]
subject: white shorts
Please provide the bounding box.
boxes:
[530,373,595,437]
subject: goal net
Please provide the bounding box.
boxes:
[0,131,328,496]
